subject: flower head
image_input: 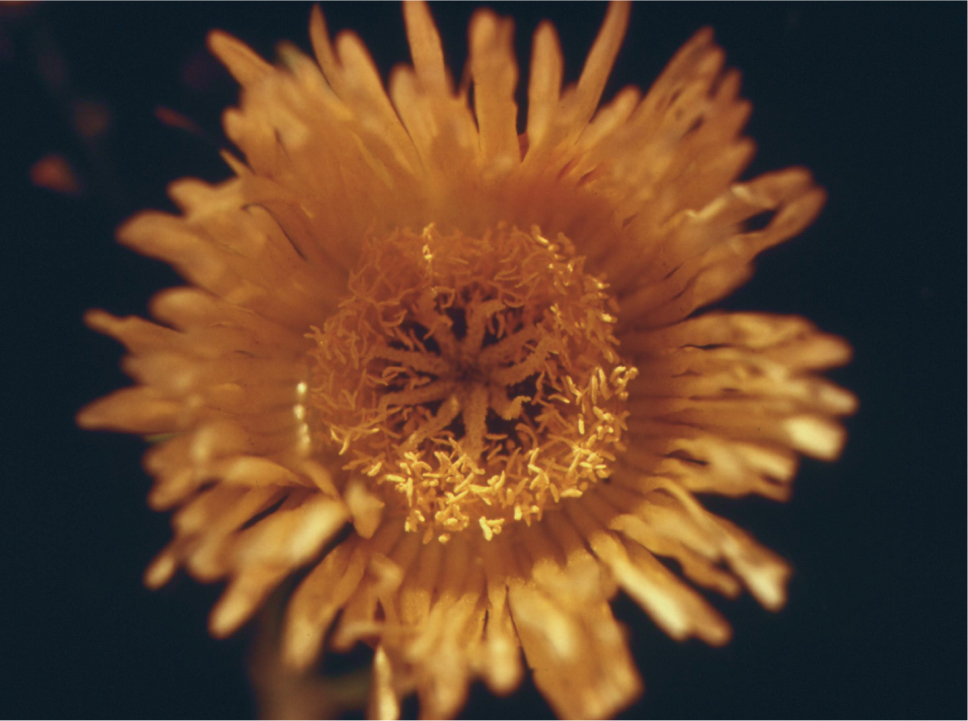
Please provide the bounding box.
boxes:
[79,3,855,718]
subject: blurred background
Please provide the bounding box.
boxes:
[2,2,964,718]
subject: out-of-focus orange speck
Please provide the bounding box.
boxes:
[155,106,205,137]
[72,99,111,139]
[30,153,81,195]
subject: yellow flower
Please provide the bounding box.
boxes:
[79,3,856,718]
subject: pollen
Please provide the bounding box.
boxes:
[307,224,638,540]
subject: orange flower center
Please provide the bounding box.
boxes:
[307,224,637,542]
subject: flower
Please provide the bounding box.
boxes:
[78,3,856,718]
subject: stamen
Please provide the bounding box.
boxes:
[460,384,490,463]
[307,224,637,540]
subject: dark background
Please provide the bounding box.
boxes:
[2,2,964,719]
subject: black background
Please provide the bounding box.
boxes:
[2,2,964,719]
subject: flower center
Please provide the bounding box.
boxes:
[307,224,637,542]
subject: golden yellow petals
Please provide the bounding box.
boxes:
[81,2,854,718]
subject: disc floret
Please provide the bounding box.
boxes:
[308,224,637,542]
